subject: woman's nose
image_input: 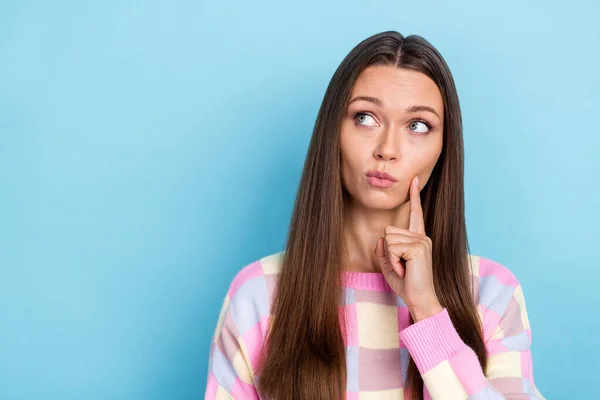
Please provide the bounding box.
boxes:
[373,130,399,161]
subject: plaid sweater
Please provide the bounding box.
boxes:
[204,251,546,399]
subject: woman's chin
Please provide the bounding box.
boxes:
[357,193,400,210]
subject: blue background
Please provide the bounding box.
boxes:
[1,0,598,398]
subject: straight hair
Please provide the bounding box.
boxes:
[255,30,486,400]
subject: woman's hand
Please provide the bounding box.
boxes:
[374,175,443,322]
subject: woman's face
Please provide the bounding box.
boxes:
[340,65,444,209]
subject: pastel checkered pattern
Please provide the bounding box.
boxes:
[204,251,546,399]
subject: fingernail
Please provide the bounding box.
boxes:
[415,176,419,186]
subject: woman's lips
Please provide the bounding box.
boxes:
[367,176,396,188]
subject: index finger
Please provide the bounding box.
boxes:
[409,175,425,234]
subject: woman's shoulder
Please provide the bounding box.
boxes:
[210,252,285,379]
[220,251,284,328]
[227,250,284,298]
[467,253,525,314]
[468,254,520,285]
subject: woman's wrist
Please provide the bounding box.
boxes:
[409,302,444,323]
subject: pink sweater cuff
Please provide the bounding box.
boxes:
[399,308,467,373]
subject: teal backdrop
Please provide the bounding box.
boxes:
[1,0,598,398]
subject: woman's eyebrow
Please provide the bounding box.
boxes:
[348,96,441,120]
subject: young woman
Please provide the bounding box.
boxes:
[204,30,546,400]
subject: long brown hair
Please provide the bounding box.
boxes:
[255,30,486,400]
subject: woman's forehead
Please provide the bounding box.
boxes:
[350,66,443,118]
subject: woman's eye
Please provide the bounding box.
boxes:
[355,112,377,127]
[409,121,430,133]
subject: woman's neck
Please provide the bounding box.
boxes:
[342,200,411,273]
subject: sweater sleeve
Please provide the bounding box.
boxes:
[204,293,261,399]
[398,284,545,400]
